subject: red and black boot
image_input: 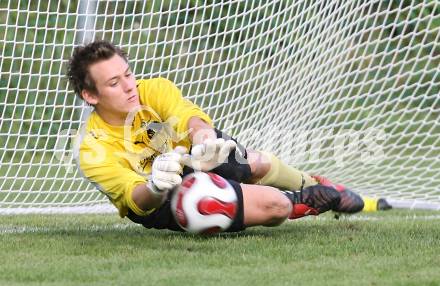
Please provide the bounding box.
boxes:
[283,184,341,219]
[312,175,365,214]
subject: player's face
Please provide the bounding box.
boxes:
[87,54,140,117]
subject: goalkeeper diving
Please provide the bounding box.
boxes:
[68,40,390,232]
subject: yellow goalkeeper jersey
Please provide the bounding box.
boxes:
[75,78,212,218]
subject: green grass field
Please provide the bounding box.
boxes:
[1,210,439,286]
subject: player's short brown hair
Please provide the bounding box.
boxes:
[67,40,128,98]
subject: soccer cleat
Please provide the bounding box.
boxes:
[377,198,392,210]
[284,184,341,219]
[290,203,319,219]
[312,175,364,214]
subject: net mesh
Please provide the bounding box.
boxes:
[0,0,439,213]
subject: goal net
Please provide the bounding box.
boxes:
[1,0,439,214]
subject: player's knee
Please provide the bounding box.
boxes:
[262,195,291,226]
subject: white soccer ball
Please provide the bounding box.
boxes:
[171,172,238,234]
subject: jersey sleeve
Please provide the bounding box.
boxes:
[139,78,213,146]
[77,135,153,217]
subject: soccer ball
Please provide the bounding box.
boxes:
[171,172,238,234]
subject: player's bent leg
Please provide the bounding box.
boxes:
[245,150,378,214]
[240,183,342,226]
[209,129,377,215]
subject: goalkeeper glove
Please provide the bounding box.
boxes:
[149,146,187,194]
[181,138,237,171]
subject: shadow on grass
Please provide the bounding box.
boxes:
[4,220,361,246]
[1,213,367,241]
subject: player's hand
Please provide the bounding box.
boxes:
[180,138,236,171]
[149,146,187,193]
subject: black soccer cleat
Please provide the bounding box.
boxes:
[377,198,392,210]
[301,184,342,213]
[312,175,364,214]
[284,185,341,219]
[336,188,364,213]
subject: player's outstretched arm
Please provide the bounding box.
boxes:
[187,116,217,145]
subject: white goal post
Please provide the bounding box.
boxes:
[0,0,439,214]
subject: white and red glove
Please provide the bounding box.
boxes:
[180,138,236,171]
[148,146,187,194]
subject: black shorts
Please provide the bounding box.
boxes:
[126,129,252,232]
